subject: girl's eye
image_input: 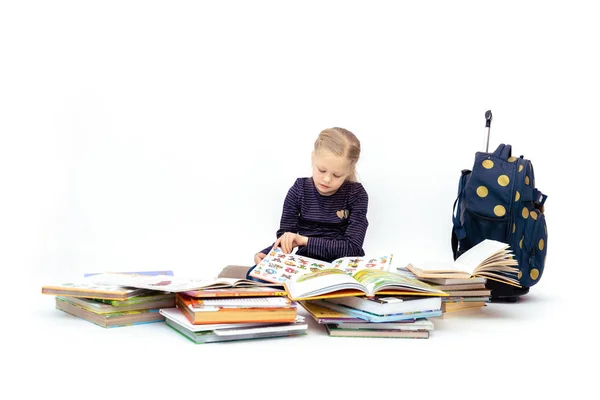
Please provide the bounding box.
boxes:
[333,175,342,178]
[319,169,326,173]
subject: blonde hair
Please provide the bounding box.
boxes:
[314,127,361,182]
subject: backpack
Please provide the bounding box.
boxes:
[451,143,548,301]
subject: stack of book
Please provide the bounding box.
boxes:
[422,277,491,313]
[400,239,521,314]
[301,297,437,338]
[82,272,309,344]
[283,268,448,339]
[42,281,175,328]
[164,285,307,344]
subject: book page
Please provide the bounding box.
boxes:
[353,269,447,296]
[250,248,332,283]
[87,273,223,292]
[454,239,509,274]
[284,269,366,300]
[331,254,393,274]
[250,247,393,284]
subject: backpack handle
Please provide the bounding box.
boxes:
[492,143,512,159]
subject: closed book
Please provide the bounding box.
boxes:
[442,301,487,313]
[324,296,442,316]
[325,324,429,339]
[55,297,165,328]
[176,294,297,325]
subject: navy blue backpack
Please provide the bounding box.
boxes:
[451,113,548,301]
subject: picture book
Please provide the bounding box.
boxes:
[185,296,293,310]
[442,301,487,313]
[334,319,434,331]
[55,297,165,328]
[99,292,176,306]
[325,324,430,339]
[160,308,306,332]
[83,270,174,277]
[161,308,308,344]
[299,301,365,324]
[88,273,282,293]
[405,239,520,287]
[284,268,447,301]
[429,282,487,291]
[42,281,149,300]
[314,299,442,323]
[61,294,175,314]
[441,289,492,297]
[249,247,393,284]
[176,293,298,325]
[183,286,287,298]
[324,295,442,316]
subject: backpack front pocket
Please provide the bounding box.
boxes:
[461,209,509,251]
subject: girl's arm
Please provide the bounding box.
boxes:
[305,184,369,261]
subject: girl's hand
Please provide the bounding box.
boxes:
[254,252,267,265]
[273,232,308,254]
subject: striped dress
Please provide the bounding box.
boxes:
[259,177,369,262]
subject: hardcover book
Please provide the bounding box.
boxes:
[88,274,282,293]
[183,286,287,298]
[324,295,442,316]
[160,308,307,344]
[284,269,447,301]
[249,247,393,284]
[325,324,430,339]
[55,297,165,328]
[61,294,175,314]
[42,281,149,300]
[176,293,297,325]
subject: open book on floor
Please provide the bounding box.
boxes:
[88,273,283,293]
[284,268,447,301]
[249,247,393,284]
[405,239,520,287]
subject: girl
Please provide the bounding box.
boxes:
[220,127,369,279]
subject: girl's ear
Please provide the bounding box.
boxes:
[311,151,314,164]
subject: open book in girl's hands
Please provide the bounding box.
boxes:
[249,247,394,284]
[405,239,521,287]
[284,269,447,301]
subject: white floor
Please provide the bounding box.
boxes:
[12,277,591,399]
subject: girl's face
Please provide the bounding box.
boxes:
[311,150,351,196]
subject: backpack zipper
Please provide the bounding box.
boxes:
[507,158,525,242]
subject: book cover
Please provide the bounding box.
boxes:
[42,281,149,300]
[159,308,306,332]
[176,294,298,325]
[249,247,393,284]
[183,286,287,298]
[88,274,281,293]
[61,294,175,314]
[325,295,442,316]
[161,308,308,344]
[299,301,365,324]
[325,324,430,339]
[284,268,447,301]
[55,297,165,328]
[442,301,487,313]
[314,299,442,323]
[334,319,434,331]
[186,296,293,310]
[83,270,174,277]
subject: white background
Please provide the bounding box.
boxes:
[1,1,597,398]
